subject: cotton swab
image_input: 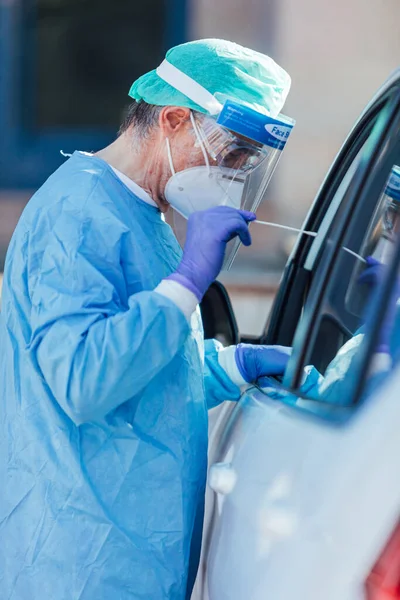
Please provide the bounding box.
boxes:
[253,219,366,263]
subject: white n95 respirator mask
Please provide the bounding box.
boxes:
[165,165,244,218]
[164,105,295,269]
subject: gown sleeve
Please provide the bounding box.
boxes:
[203,339,241,409]
[29,203,190,425]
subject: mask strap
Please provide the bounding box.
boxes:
[190,112,210,174]
[165,138,176,177]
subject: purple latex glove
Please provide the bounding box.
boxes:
[168,207,256,301]
[358,256,384,288]
[235,344,292,383]
[358,256,399,351]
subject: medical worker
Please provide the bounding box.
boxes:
[0,39,292,599]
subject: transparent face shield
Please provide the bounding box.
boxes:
[382,197,400,241]
[166,101,295,269]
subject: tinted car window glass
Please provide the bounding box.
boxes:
[254,160,400,416]
[255,86,400,413]
[304,152,399,369]
[288,158,399,410]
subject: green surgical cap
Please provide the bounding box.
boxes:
[129,38,291,118]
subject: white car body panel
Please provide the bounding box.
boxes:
[199,365,400,599]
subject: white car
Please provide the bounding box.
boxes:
[193,68,400,600]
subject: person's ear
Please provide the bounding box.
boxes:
[159,106,191,137]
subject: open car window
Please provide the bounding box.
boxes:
[256,78,400,414]
[264,70,400,349]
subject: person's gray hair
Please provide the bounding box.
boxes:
[119,100,163,139]
[119,100,204,146]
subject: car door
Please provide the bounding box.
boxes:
[193,68,400,600]
[265,68,400,349]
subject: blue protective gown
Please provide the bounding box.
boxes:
[0,152,241,600]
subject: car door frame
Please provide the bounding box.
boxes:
[264,69,400,349]
[285,81,400,394]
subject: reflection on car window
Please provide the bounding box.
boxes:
[346,165,400,319]
[305,163,400,406]
[257,163,400,413]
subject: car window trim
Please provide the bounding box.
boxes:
[263,73,400,346]
[303,155,361,270]
[352,140,400,404]
[290,89,400,393]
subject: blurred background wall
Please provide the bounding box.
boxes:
[1,0,399,333]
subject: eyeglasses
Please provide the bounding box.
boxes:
[195,115,268,172]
